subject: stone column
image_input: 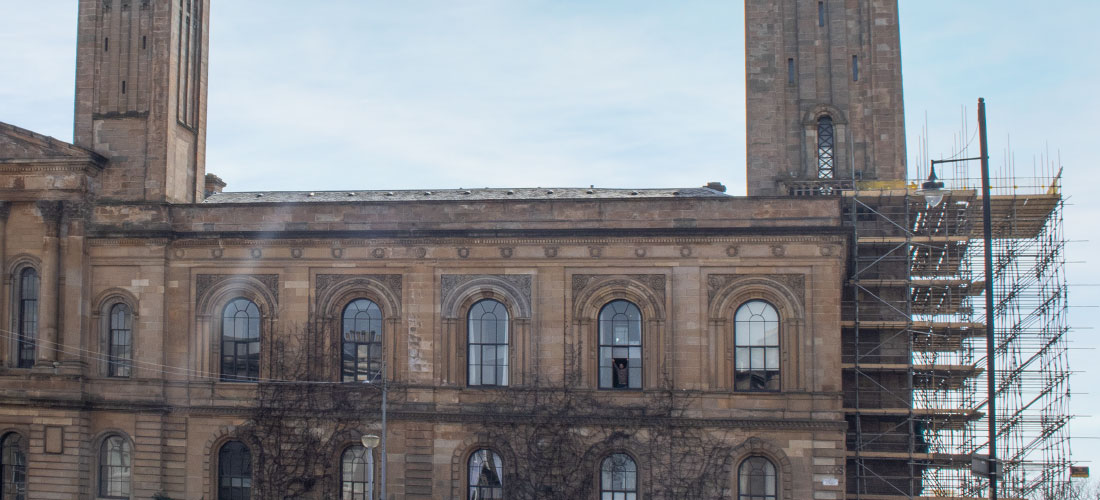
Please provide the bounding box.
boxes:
[59,202,89,375]
[34,201,62,366]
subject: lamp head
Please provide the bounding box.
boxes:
[920,165,947,208]
[361,434,381,449]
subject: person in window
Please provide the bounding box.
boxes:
[613,358,629,388]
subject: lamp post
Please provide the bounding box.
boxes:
[921,98,996,499]
[365,347,388,500]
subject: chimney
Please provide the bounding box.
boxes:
[705,181,727,193]
[204,174,227,198]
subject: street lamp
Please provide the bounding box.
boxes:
[360,434,380,449]
[925,98,997,500]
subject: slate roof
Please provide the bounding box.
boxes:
[202,186,730,204]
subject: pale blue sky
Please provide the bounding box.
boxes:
[1,0,1098,477]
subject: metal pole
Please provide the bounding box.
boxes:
[381,357,388,500]
[978,97,997,500]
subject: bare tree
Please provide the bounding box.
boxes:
[241,324,392,499]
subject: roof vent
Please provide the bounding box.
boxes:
[705,181,727,193]
[255,193,264,198]
[630,191,639,195]
[347,192,356,196]
[506,190,515,195]
[547,190,554,195]
[385,192,394,196]
[424,191,432,196]
[586,190,594,194]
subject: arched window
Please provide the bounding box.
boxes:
[221,298,260,382]
[218,441,252,500]
[108,303,133,378]
[467,449,503,499]
[15,268,39,368]
[734,300,781,391]
[600,453,637,500]
[816,116,835,179]
[738,456,777,500]
[0,433,26,499]
[467,299,508,387]
[343,299,384,382]
[98,435,132,498]
[341,445,374,499]
[598,300,642,389]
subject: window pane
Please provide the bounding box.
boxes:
[599,301,643,390]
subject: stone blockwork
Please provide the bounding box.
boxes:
[0,0,907,497]
[0,188,851,498]
[746,0,907,195]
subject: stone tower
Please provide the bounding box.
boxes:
[73,0,209,203]
[745,0,907,196]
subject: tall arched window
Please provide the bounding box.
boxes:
[221,298,260,382]
[108,303,133,378]
[467,449,503,499]
[467,299,508,387]
[341,445,374,500]
[218,441,252,500]
[598,300,642,389]
[734,300,781,391]
[98,435,132,498]
[600,453,637,500]
[0,433,26,499]
[738,456,777,500]
[343,299,384,382]
[816,116,835,179]
[15,268,39,368]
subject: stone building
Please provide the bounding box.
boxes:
[0,0,909,498]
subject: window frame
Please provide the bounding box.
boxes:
[599,452,639,500]
[14,267,39,369]
[107,303,134,378]
[0,432,27,500]
[97,434,133,499]
[219,298,261,383]
[598,300,644,390]
[340,444,375,500]
[341,298,385,383]
[816,115,836,179]
[737,456,778,500]
[733,300,781,392]
[466,299,510,387]
[467,448,504,500]
[217,440,252,500]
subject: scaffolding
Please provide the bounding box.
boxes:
[820,170,1069,500]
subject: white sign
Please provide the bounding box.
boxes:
[822,477,839,486]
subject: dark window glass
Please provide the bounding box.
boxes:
[818,1,826,27]
[600,453,637,500]
[817,116,836,179]
[342,299,384,383]
[598,300,642,389]
[467,449,503,500]
[98,435,131,498]
[218,441,252,500]
[787,58,795,85]
[467,300,508,387]
[16,268,38,368]
[738,456,778,500]
[341,445,374,500]
[220,299,260,382]
[108,303,133,377]
[734,300,781,391]
[852,55,860,81]
[0,433,26,500]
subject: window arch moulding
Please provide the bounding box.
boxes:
[706,274,806,392]
[192,274,278,382]
[571,273,668,390]
[439,274,533,386]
